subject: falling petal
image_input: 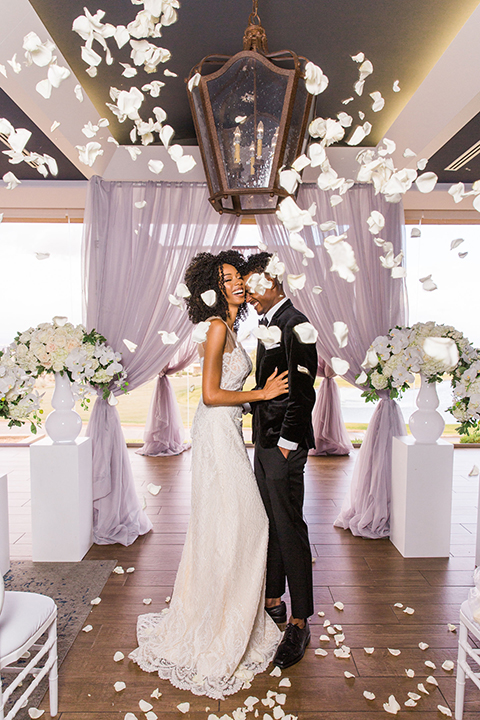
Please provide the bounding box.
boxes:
[405,669,415,678]
[160,124,174,147]
[150,688,162,698]
[3,171,21,190]
[315,648,328,656]
[342,97,354,105]
[143,598,152,605]
[426,676,438,686]
[403,607,415,615]
[359,59,373,80]
[201,289,217,306]
[370,91,385,112]
[320,220,337,232]
[408,692,421,701]
[270,667,282,677]
[419,642,429,650]
[344,671,355,679]
[417,683,429,694]
[35,252,50,260]
[275,694,286,706]
[388,648,401,656]
[312,286,323,294]
[417,158,429,171]
[287,274,306,292]
[192,320,211,344]
[331,358,349,376]
[135,200,147,209]
[177,703,190,714]
[468,465,479,476]
[50,121,60,132]
[126,567,135,573]
[419,274,437,292]
[165,596,171,603]
[394,603,403,608]
[158,331,179,345]
[318,611,325,617]
[304,62,329,94]
[410,228,421,238]
[82,625,93,632]
[278,678,291,688]
[28,711,44,719]
[363,691,375,700]
[333,322,349,348]
[148,159,164,175]
[176,282,191,298]
[319,634,330,642]
[113,651,124,662]
[7,55,22,74]
[187,73,201,91]
[90,597,101,605]
[113,566,124,574]
[367,210,385,235]
[330,195,343,207]
[114,681,126,692]
[425,660,436,669]
[294,322,318,344]
[354,79,365,96]
[364,647,375,654]
[334,601,344,610]
[356,371,368,385]
[458,251,468,259]
[450,237,465,250]
[324,235,359,282]
[351,52,365,63]
[147,483,161,495]
[442,661,454,671]
[146,713,157,720]
[404,700,417,708]
[76,142,104,167]
[393,80,401,92]
[254,325,282,350]
[415,172,438,193]
[403,147,416,158]
[123,339,137,353]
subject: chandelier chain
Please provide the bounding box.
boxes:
[248,0,261,26]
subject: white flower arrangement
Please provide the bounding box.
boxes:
[359,321,480,436]
[0,317,127,433]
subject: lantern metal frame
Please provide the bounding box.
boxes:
[186,11,314,216]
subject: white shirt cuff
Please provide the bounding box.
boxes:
[278,437,298,451]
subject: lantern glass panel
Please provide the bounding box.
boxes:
[205,56,289,192]
[191,86,220,195]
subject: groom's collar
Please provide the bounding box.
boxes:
[263,296,290,325]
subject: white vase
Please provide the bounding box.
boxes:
[408,374,445,444]
[45,372,82,444]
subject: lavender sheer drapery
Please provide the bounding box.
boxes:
[257,183,407,538]
[82,177,240,545]
[310,358,352,456]
[137,337,198,457]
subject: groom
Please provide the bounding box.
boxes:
[243,252,317,669]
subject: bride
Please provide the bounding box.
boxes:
[130,250,288,699]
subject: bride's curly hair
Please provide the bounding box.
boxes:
[184,249,248,330]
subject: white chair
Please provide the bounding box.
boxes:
[455,599,480,720]
[0,576,58,720]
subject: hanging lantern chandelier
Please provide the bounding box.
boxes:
[187,1,316,215]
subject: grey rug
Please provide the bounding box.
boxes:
[2,559,116,720]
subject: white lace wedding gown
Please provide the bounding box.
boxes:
[130,322,281,699]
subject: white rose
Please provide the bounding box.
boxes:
[371,370,388,390]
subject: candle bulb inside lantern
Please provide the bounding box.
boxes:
[249,141,255,175]
[233,126,241,164]
[256,121,264,159]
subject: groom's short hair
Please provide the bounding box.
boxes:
[243,252,272,276]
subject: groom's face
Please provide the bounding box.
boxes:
[244,271,281,316]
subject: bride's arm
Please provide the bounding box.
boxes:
[202,319,288,407]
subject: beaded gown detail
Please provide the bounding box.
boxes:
[130,324,281,699]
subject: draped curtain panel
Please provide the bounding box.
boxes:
[257,183,408,538]
[137,337,198,457]
[310,358,352,456]
[82,177,240,545]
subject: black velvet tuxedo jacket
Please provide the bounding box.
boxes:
[252,299,317,450]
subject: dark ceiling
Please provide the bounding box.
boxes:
[1,0,480,182]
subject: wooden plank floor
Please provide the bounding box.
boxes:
[3,445,480,719]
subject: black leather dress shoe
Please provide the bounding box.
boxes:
[265,601,287,624]
[273,621,310,669]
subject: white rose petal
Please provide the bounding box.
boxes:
[201,289,217,307]
[415,172,438,193]
[158,331,179,345]
[419,642,429,650]
[254,325,282,350]
[113,651,124,662]
[404,699,417,708]
[90,597,101,605]
[437,706,452,718]
[393,80,401,92]
[312,286,323,295]
[314,648,328,656]
[126,567,135,573]
[146,713,157,720]
[468,465,479,477]
[187,73,201,92]
[28,710,44,719]
[426,675,438,686]
[388,648,401,656]
[287,274,306,292]
[333,322,348,349]
[304,62,329,95]
[177,703,190,714]
[364,647,374,654]
[405,668,415,678]
[135,200,147,209]
[344,671,355,679]
[367,210,385,235]
[417,683,429,694]
[448,624,457,632]
[423,336,459,371]
[293,322,318,344]
[3,172,21,190]
[148,159,164,175]
[139,700,153,712]
[147,483,161,495]
[408,692,421,701]
[356,371,368,385]
[143,598,152,605]
[370,91,385,112]
[275,694,286,706]
[331,358,349,376]
[319,634,330,642]
[123,339,137,353]
[270,666,282,677]
[150,688,162,699]
[278,678,291,688]
[417,158,429,171]
[383,695,401,715]
[403,606,415,615]
[419,274,437,292]
[425,660,436,669]
[113,566,124,574]
[82,624,93,632]
[192,320,211,344]
[363,691,375,700]
[114,681,126,692]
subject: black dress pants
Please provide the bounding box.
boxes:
[254,445,314,619]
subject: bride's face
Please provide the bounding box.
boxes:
[220,263,245,307]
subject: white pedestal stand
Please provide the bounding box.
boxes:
[30,437,93,562]
[391,436,454,557]
[0,472,10,576]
